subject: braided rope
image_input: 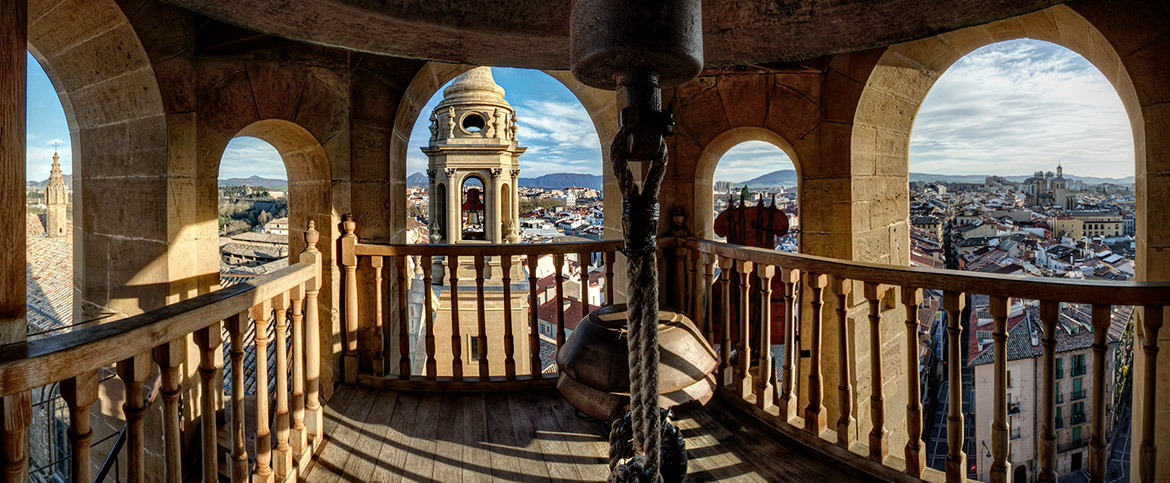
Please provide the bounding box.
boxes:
[607,131,669,483]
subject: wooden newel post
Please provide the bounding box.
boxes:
[342,214,359,383]
[901,286,926,477]
[301,220,324,446]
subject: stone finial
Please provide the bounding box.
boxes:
[304,219,320,253]
[447,106,456,138]
[428,112,438,142]
[509,114,519,139]
[429,220,442,244]
[342,213,356,237]
[493,109,504,139]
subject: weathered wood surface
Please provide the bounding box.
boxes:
[308,386,866,482]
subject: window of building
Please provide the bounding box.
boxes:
[1073,377,1083,399]
[1008,370,1013,388]
[1056,357,1063,379]
[1073,426,1082,443]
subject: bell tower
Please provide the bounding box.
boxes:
[44,149,68,237]
[423,67,525,245]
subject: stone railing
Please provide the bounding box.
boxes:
[0,222,324,483]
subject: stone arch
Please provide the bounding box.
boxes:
[218,120,334,259]
[389,63,618,243]
[458,173,488,241]
[693,127,800,240]
[851,4,1142,269]
[26,0,173,317]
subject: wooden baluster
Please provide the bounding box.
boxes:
[777,268,799,421]
[252,301,274,482]
[60,372,98,483]
[755,264,775,409]
[273,292,293,479]
[554,253,566,348]
[902,287,926,477]
[703,254,716,346]
[1140,306,1164,483]
[943,291,967,482]
[0,391,30,482]
[502,255,517,380]
[342,214,359,383]
[1089,304,1110,483]
[830,275,855,447]
[717,256,734,385]
[690,249,701,325]
[864,282,887,462]
[804,272,828,435]
[604,251,616,306]
[423,255,437,379]
[153,340,185,483]
[302,221,323,446]
[1038,300,1058,483]
[675,246,687,311]
[195,322,222,482]
[117,352,150,482]
[290,285,307,457]
[528,254,541,378]
[372,255,385,377]
[579,251,590,320]
[989,295,1011,483]
[227,311,250,482]
[475,256,489,380]
[735,259,754,398]
[397,256,411,378]
[449,255,464,380]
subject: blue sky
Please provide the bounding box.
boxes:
[25,39,1134,183]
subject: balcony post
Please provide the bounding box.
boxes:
[1039,300,1059,482]
[117,352,151,481]
[226,311,251,482]
[756,264,775,410]
[805,272,828,435]
[902,286,926,477]
[0,1,30,479]
[527,254,540,378]
[943,290,966,482]
[152,340,186,483]
[449,254,463,380]
[736,259,754,398]
[717,256,734,386]
[864,282,887,463]
[423,255,438,379]
[474,255,489,379]
[1089,304,1109,483]
[831,275,855,448]
[341,214,360,383]
[372,256,385,377]
[290,285,308,456]
[301,221,324,446]
[778,268,800,421]
[273,292,293,479]
[502,255,516,380]
[989,295,1011,483]
[703,254,716,346]
[60,372,98,483]
[396,256,411,378]
[195,323,222,482]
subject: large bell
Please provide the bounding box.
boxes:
[556,304,718,421]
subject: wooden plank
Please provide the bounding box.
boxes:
[340,386,388,482]
[460,393,493,482]
[527,392,583,482]
[432,394,465,482]
[506,392,554,483]
[482,393,531,483]
[305,384,356,482]
[352,389,399,482]
[372,391,421,483]
[544,394,608,481]
[400,393,441,482]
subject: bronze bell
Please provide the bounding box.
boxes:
[556,304,718,421]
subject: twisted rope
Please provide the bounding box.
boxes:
[607,131,669,483]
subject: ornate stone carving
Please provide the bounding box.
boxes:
[447,106,456,138]
[493,109,504,140]
[426,168,436,180]
[510,169,520,180]
[490,168,504,179]
[428,112,438,142]
[444,168,457,179]
[509,114,519,140]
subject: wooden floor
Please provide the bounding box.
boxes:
[307,384,866,482]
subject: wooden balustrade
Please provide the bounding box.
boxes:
[0,222,322,482]
[672,236,1170,483]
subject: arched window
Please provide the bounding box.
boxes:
[217,137,290,279]
[461,176,486,241]
[710,140,799,252]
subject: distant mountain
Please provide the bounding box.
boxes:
[518,173,602,190]
[218,176,288,189]
[724,169,798,188]
[27,174,72,189]
[407,172,428,187]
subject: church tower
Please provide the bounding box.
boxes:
[1052,163,1069,209]
[44,150,68,237]
[423,67,525,245]
[417,67,531,378]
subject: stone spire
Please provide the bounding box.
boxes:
[45,148,68,237]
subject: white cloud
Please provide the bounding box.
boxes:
[713,141,795,183]
[219,137,287,180]
[909,39,1134,179]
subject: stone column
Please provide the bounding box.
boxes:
[490,168,504,243]
[446,169,460,243]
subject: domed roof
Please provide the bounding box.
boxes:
[439,67,508,106]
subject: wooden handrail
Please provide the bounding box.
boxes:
[678,237,1170,305]
[0,260,316,399]
[353,239,624,257]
